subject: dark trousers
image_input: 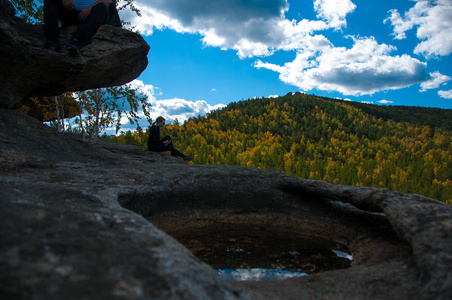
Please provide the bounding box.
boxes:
[148,136,185,158]
[44,0,110,42]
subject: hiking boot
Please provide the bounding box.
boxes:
[183,156,194,162]
[44,39,60,52]
[66,37,80,55]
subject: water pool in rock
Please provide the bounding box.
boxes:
[174,229,353,281]
[217,268,308,281]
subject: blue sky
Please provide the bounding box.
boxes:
[118,0,451,128]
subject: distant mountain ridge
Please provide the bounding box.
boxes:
[319,96,452,130]
[215,92,452,131]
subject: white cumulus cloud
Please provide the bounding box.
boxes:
[117,80,226,131]
[378,99,394,104]
[123,0,350,58]
[130,79,159,101]
[313,0,357,29]
[385,0,452,57]
[438,89,452,99]
[255,36,430,95]
[150,98,225,123]
[420,71,451,91]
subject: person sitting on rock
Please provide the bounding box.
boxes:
[43,0,121,55]
[147,116,194,162]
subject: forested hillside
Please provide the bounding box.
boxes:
[108,94,452,203]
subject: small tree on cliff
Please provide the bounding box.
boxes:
[74,86,151,143]
[20,92,80,132]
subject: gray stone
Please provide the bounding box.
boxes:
[0,0,150,109]
[1,108,451,299]
[0,109,245,299]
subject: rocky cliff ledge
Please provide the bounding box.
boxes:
[0,0,149,109]
[1,107,452,299]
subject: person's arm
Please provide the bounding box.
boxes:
[78,0,112,20]
[161,135,172,145]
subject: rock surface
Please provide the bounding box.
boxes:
[0,109,244,299]
[1,108,452,299]
[0,0,150,109]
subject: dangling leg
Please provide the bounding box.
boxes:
[44,0,79,51]
[72,3,110,42]
[167,141,193,161]
[67,3,110,55]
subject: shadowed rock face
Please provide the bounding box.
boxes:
[1,108,452,299]
[0,0,150,109]
[0,109,245,299]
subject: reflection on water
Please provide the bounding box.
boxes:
[173,229,353,281]
[332,249,354,261]
[218,268,308,281]
[217,248,353,281]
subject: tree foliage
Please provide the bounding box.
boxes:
[74,86,151,142]
[108,94,452,204]
[10,0,44,24]
[21,86,152,142]
[10,0,139,28]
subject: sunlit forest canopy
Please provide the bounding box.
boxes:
[107,93,452,203]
